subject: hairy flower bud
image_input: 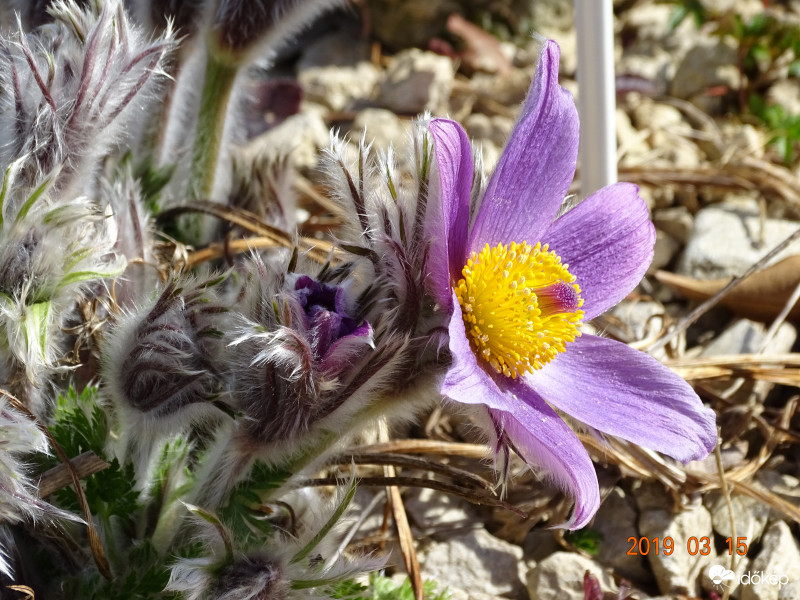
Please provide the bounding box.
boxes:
[167,552,287,600]
[0,0,175,200]
[229,269,373,446]
[102,276,231,439]
[0,170,124,410]
[0,396,81,577]
[214,554,287,600]
[208,0,342,64]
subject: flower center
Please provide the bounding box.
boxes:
[455,241,584,379]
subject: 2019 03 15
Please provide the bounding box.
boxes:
[625,536,749,556]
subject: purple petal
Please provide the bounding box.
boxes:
[429,118,473,309]
[489,404,600,530]
[528,334,717,462]
[441,296,494,405]
[320,322,373,376]
[470,39,579,250]
[541,182,655,320]
[442,297,599,529]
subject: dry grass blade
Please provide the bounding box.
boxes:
[37,451,109,498]
[354,440,491,458]
[5,585,35,599]
[664,354,800,368]
[385,464,423,600]
[302,476,526,516]
[0,391,113,581]
[331,452,495,491]
[727,479,800,523]
[294,175,347,218]
[620,158,800,206]
[156,201,334,263]
[647,225,800,353]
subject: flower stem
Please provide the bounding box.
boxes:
[186,50,238,239]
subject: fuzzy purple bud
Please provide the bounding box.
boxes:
[229,263,374,446]
[294,275,358,360]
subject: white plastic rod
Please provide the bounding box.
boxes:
[575,0,617,196]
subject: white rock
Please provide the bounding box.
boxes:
[721,122,766,158]
[780,581,800,599]
[638,499,715,596]
[527,552,614,600]
[531,0,575,32]
[622,2,680,44]
[653,206,693,245]
[670,40,739,101]
[617,108,651,167]
[649,230,681,275]
[678,200,800,279]
[487,115,514,148]
[618,48,676,93]
[378,49,454,115]
[464,113,492,141]
[418,527,526,599]
[705,492,770,543]
[701,319,769,356]
[700,0,766,20]
[592,488,651,582]
[403,486,478,532]
[243,111,330,173]
[741,521,800,600]
[298,61,381,113]
[755,471,800,512]
[351,108,411,157]
[698,318,795,401]
[630,99,703,167]
[608,300,666,345]
[767,79,800,116]
[630,100,686,132]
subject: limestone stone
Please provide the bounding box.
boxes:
[527,552,614,600]
[678,200,800,279]
[298,62,381,113]
[418,527,527,599]
[593,488,651,583]
[638,498,716,596]
[741,521,800,600]
[670,40,739,102]
[378,49,454,115]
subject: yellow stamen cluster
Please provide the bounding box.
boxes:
[455,241,584,379]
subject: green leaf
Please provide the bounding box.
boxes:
[291,475,357,565]
[368,574,450,600]
[21,301,51,364]
[15,170,57,224]
[667,4,690,31]
[48,386,140,520]
[329,578,369,600]
[219,460,292,544]
[564,528,604,556]
[0,154,28,228]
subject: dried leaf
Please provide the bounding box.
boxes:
[655,255,800,322]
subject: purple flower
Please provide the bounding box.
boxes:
[428,40,716,529]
